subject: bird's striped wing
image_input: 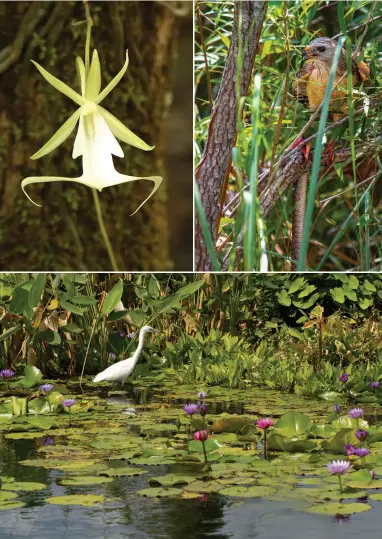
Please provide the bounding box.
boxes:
[292,61,316,108]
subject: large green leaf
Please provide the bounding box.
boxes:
[28,274,46,308]
[276,289,291,306]
[23,366,43,387]
[274,411,312,437]
[9,280,34,316]
[102,280,123,315]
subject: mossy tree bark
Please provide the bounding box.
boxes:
[0,1,180,270]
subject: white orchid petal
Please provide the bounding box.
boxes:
[31,60,86,106]
[86,50,101,100]
[31,108,82,160]
[103,174,163,215]
[22,174,162,214]
[94,50,129,105]
[98,105,154,151]
[76,56,86,97]
[21,176,84,206]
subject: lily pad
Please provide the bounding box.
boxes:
[219,486,276,498]
[149,474,196,487]
[99,467,147,477]
[304,502,372,515]
[58,476,114,486]
[46,494,104,506]
[2,481,46,491]
[137,487,183,498]
[0,501,25,510]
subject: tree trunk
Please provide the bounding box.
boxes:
[194,0,267,271]
[0,1,181,270]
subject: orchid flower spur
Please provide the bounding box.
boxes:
[22,50,162,214]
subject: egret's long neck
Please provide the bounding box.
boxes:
[131,330,146,367]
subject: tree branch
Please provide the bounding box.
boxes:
[195,0,268,271]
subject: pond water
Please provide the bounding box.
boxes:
[0,380,381,539]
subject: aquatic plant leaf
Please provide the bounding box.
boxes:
[23,365,43,387]
[274,411,312,436]
[188,439,221,454]
[2,481,46,491]
[321,429,359,453]
[304,502,371,515]
[219,486,276,498]
[0,501,25,510]
[58,476,113,486]
[331,416,369,431]
[46,494,104,506]
[310,424,335,439]
[267,433,318,452]
[211,416,254,434]
[137,487,183,498]
[149,474,197,487]
[0,491,18,501]
[98,467,147,477]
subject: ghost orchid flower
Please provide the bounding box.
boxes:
[22,50,162,215]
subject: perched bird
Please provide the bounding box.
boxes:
[293,37,370,119]
[93,325,160,385]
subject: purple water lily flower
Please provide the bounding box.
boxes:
[349,408,364,419]
[62,399,76,408]
[197,391,207,400]
[183,403,199,415]
[355,429,368,441]
[327,460,352,475]
[40,384,54,393]
[119,332,125,338]
[344,444,356,456]
[340,373,349,383]
[109,352,116,360]
[0,369,15,379]
[199,404,208,417]
[127,332,135,339]
[370,470,375,479]
[334,404,341,413]
[41,436,54,447]
[353,448,369,458]
[371,381,380,389]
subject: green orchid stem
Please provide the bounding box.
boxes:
[83,0,93,74]
[83,1,118,272]
[338,475,343,493]
[92,189,119,270]
[201,440,208,465]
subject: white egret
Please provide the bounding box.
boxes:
[93,325,160,385]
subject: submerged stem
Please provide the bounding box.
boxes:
[338,474,343,493]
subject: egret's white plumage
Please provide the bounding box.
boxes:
[93,325,159,385]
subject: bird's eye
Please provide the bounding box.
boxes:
[317,46,326,53]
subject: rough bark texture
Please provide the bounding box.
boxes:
[0,1,185,270]
[194,0,267,271]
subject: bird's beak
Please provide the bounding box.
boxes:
[302,46,315,60]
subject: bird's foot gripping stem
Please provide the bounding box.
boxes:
[291,136,311,163]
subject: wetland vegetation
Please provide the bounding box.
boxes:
[0,272,381,537]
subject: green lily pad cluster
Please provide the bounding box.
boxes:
[2,380,382,517]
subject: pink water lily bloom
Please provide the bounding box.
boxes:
[256,418,274,430]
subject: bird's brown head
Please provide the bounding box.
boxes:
[302,37,338,62]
